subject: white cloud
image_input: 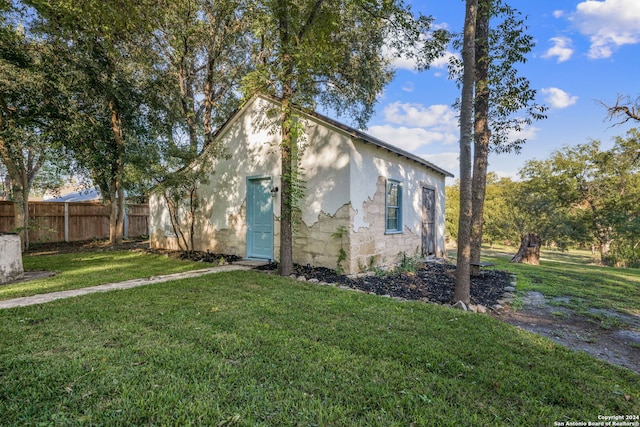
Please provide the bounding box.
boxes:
[571,0,640,59]
[367,125,457,152]
[541,87,578,109]
[364,102,459,155]
[388,53,419,72]
[431,22,450,32]
[401,81,414,93]
[543,36,574,62]
[505,125,540,143]
[383,20,457,72]
[553,10,565,18]
[387,49,458,72]
[430,50,459,70]
[382,102,458,131]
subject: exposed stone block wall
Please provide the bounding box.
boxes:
[150,176,426,276]
[292,204,352,272]
[348,176,422,273]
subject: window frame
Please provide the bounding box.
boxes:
[385,179,403,234]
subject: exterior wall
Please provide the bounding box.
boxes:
[149,96,354,263]
[149,97,281,256]
[149,179,251,254]
[149,194,178,250]
[149,96,448,275]
[291,110,353,270]
[346,140,447,274]
[149,95,350,262]
[347,176,422,273]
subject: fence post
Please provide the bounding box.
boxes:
[64,202,69,242]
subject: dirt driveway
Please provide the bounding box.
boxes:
[498,291,640,375]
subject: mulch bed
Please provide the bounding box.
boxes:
[255,262,512,307]
[175,251,243,263]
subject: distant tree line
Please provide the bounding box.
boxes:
[446,128,640,267]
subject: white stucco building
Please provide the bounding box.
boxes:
[149,95,453,274]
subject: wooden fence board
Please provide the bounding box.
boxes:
[0,202,14,235]
[0,201,148,243]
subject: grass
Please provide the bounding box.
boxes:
[0,250,207,301]
[0,251,639,425]
[470,245,640,317]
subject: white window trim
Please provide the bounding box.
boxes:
[385,179,403,234]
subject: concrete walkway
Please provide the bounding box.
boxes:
[0,264,253,310]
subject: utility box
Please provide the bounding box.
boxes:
[0,234,23,284]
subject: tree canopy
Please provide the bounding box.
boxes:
[243,0,444,276]
[0,2,68,248]
[2,0,447,257]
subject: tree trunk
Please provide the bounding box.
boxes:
[599,240,613,266]
[11,181,30,251]
[178,62,199,157]
[470,0,491,277]
[511,233,541,265]
[162,191,189,251]
[116,184,125,242]
[0,141,29,250]
[277,9,295,277]
[108,186,118,244]
[454,0,478,304]
[188,186,197,251]
[109,99,125,245]
[107,185,125,245]
[278,94,294,277]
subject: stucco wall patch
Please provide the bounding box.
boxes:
[0,234,24,284]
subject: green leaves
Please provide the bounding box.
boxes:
[449,0,547,154]
[517,129,640,265]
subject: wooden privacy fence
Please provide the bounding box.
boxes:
[0,201,149,244]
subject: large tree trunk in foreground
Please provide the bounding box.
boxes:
[454,0,478,304]
[470,0,491,277]
[511,233,541,265]
[278,94,295,277]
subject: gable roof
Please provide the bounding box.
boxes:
[214,95,454,178]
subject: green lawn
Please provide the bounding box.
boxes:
[0,250,207,301]
[477,245,640,317]
[0,253,638,425]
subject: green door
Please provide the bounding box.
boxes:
[247,177,274,259]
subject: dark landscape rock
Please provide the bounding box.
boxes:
[255,262,511,307]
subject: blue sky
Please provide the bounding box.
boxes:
[363,0,640,180]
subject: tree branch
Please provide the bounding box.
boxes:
[603,95,640,125]
[298,0,325,42]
